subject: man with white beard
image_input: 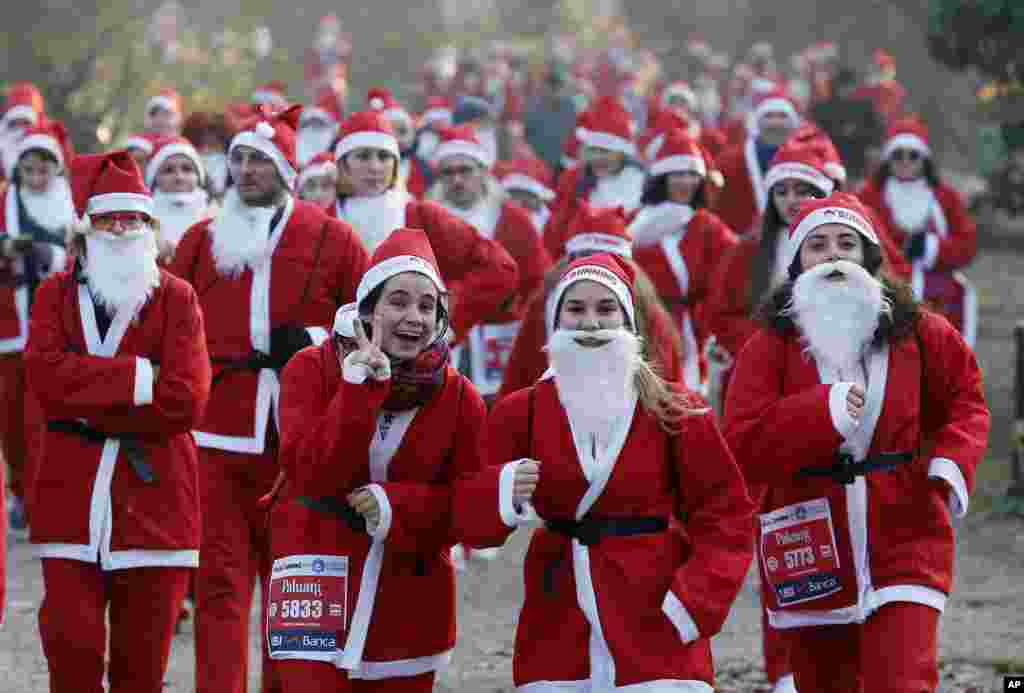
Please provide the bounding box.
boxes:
[0,83,46,184]
[453,252,754,691]
[724,193,989,693]
[295,87,342,167]
[168,104,369,693]
[25,149,211,693]
[0,120,74,532]
[429,125,549,401]
[144,136,210,263]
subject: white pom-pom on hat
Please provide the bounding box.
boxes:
[255,121,276,139]
[369,97,384,110]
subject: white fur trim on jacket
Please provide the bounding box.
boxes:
[662,591,700,644]
[363,483,393,539]
[498,460,542,528]
[927,457,969,517]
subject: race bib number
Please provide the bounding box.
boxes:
[267,554,348,661]
[468,321,519,396]
[759,498,842,608]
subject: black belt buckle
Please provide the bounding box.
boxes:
[573,521,605,546]
[834,453,857,485]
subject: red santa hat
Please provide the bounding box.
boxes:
[873,49,896,72]
[144,135,206,189]
[494,157,555,201]
[549,252,637,333]
[5,120,71,179]
[641,110,691,160]
[432,124,492,168]
[366,87,412,126]
[752,88,801,130]
[781,193,880,272]
[355,227,445,310]
[661,81,698,112]
[764,141,836,198]
[145,88,182,118]
[300,87,343,127]
[121,132,159,159]
[881,118,931,161]
[420,96,453,127]
[649,129,723,186]
[229,104,302,188]
[70,150,154,220]
[2,82,45,127]
[577,96,636,157]
[564,202,633,259]
[786,124,847,184]
[252,81,288,108]
[334,110,400,161]
[296,150,338,190]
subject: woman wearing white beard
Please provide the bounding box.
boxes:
[723,193,990,693]
[454,252,755,692]
[144,136,211,264]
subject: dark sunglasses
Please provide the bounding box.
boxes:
[438,165,477,179]
[890,149,922,162]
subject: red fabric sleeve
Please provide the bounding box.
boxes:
[495,204,552,320]
[704,241,759,359]
[164,220,207,283]
[722,330,844,485]
[324,218,370,306]
[542,167,580,260]
[495,292,548,401]
[933,186,977,271]
[667,406,755,637]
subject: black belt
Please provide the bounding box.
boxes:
[210,353,278,385]
[660,295,690,308]
[797,451,915,485]
[543,515,668,593]
[46,420,156,483]
[296,495,367,533]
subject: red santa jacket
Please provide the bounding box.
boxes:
[271,339,486,674]
[497,274,685,401]
[858,178,977,273]
[543,164,647,261]
[329,198,520,343]
[723,311,989,628]
[24,269,211,568]
[631,207,739,390]
[168,197,368,455]
[710,140,765,238]
[400,156,430,200]
[455,379,754,689]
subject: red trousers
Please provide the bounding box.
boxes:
[786,602,940,693]
[275,662,435,692]
[0,354,26,498]
[38,558,189,693]
[194,445,281,693]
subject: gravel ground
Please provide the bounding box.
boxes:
[2,247,1021,692]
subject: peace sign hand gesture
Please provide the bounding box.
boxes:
[349,316,391,382]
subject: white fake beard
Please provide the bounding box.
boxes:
[84,228,160,316]
[209,187,276,277]
[628,201,693,247]
[546,328,640,450]
[884,177,934,233]
[339,189,407,254]
[152,188,209,248]
[20,177,75,231]
[530,206,550,234]
[785,260,889,376]
[590,165,645,212]
[296,126,337,167]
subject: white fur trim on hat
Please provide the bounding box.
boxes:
[422,108,452,125]
[334,131,400,161]
[578,129,637,157]
[763,161,835,196]
[1,105,38,126]
[433,140,492,169]
[754,97,800,128]
[356,254,446,309]
[650,154,706,178]
[332,302,358,338]
[782,205,880,272]
[300,108,336,125]
[500,173,554,201]
[145,141,205,189]
[565,233,632,259]
[6,132,63,179]
[549,264,635,333]
[296,160,338,190]
[882,133,931,161]
[230,128,298,189]
[823,161,847,183]
[124,136,154,154]
[146,95,180,114]
[384,107,412,125]
[85,192,155,218]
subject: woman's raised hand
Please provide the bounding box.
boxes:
[350,316,391,382]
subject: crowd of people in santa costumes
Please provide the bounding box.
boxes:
[0,19,997,693]
[269,229,488,691]
[723,193,989,692]
[455,251,755,692]
[26,149,211,692]
[425,124,550,400]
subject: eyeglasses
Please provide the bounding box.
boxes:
[438,165,477,179]
[890,149,922,163]
[89,212,149,231]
